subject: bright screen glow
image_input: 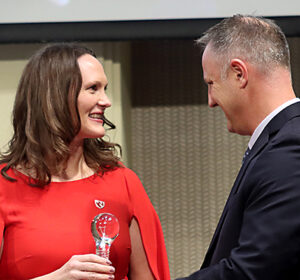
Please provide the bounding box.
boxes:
[0,0,299,24]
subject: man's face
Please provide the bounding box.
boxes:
[202,45,245,134]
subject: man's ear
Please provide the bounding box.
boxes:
[230,59,248,88]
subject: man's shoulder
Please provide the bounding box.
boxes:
[250,130,300,182]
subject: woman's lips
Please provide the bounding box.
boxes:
[89,113,104,123]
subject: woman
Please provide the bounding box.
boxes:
[0,43,170,280]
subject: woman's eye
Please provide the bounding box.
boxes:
[89,85,97,92]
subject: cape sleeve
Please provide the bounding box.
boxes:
[0,182,5,256]
[124,167,170,280]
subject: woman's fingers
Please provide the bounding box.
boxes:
[30,254,115,280]
[69,270,114,280]
[75,260,115,274]
[61,254,115,279]
[70,254,111,265]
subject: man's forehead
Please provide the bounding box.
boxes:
[202,46,215,71]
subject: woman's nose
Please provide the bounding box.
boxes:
[97,93,111,108]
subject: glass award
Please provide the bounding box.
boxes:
[91,213,120,259]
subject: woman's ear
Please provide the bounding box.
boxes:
[230,59,248,88]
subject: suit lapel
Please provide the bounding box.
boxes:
[201,101,300,268]
[233,131,269,193]
[201,132,269,267]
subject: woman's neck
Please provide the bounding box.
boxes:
[16,140,95,182]
[51,140,94,182]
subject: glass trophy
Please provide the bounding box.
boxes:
[91,213,120,259]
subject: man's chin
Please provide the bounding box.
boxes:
[227,122,235,134]
[227,122,251,136]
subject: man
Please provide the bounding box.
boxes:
[177,15,300,279]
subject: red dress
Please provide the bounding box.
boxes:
[0,165,170,280]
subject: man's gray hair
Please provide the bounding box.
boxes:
[197,14,290,77]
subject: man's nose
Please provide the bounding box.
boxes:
[208,93,217,107]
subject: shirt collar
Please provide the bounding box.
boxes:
[248,98,300,150]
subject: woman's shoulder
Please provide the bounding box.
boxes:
[0,164,21,200]
[103,164,139,179]
[0,163,17,182]
[0,163,7,170]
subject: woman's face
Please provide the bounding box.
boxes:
[74,54,111,142]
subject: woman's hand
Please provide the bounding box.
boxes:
[32,254,115,280]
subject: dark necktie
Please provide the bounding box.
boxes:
[242,147,251,164]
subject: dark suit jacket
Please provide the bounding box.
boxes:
[177,102,300,280]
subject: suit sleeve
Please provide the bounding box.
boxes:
[124,168,170,280]
[178,140,300,280]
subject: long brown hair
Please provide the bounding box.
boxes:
[0,43,121,186]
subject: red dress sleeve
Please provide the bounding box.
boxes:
[0,197,4,259]
[0,183,5,255]
[124,168,170,280]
